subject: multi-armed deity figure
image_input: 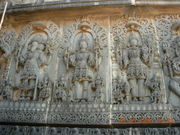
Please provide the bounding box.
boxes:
[18,32,52,100]
[122,22,150,102]
[64,33,102,102]
[64,35,95,101]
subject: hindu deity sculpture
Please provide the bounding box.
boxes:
[122,23,150,102]
[64,35,96,101]
[18,33,52,100]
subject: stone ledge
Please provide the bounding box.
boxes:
[0,101,179,125]
[0,0,180,13]
[1,125,180,135]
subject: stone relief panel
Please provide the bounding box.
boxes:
[156,15,180,107]
[14,21,59,101]
[45,18,111,125]
[0,28,17,100]
[111,16,166,105]
[57,17,109,103]
[0,14,180,126]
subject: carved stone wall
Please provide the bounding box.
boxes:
[0,3,180,135]
[1,125,180,135]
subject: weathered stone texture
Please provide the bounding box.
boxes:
[0,2,179,135]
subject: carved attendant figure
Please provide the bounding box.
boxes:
[91,74,104,102]
[112,76,130,104]
[146,74,161,103]
[54,76,67,102]
[0,80,11,100]
[38,76,51,101]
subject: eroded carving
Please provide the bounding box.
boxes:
[54,75,68,102]
[112,76,130,104]
[38,76,52,101]
[91,74,104,102]
[146,74,162,103]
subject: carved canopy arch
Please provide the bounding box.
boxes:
[111,17,157,49]
[16,21,59,66]
[63,21,107,52]
[18,21,59,53]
